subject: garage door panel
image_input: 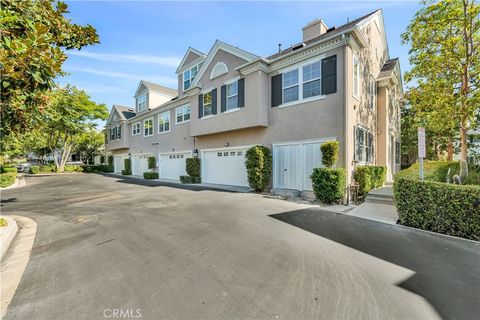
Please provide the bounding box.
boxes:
[133,155,149,176]
[160,153,190,180]
[203,149,248,187]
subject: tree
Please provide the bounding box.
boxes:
[401,0,480,161]
[0,0,99,136]
[42,85,108,172]
[74,130,104,164]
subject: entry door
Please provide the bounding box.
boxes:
[273,144,302,190]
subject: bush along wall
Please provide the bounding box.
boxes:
[148,156,156,170]
[29,165,57,174]
[107,155,114,166]
[122,158,131,175]
[180,158,201,184]
[143,172,159,179]
[354,166,387,198]
[394,177,480,240]
[245,145,272,192]
[311,168,346,204]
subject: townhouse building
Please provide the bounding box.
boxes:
[105,9,403,196]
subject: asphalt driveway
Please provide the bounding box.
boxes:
[1,174,478,320]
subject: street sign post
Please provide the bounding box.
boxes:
[418,127,426,180]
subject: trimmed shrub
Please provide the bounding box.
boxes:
[371,166,387,188]
[394,177,480,240]
[180,175,201,184]
[29,165,56,174]
[396,161,460,182]
[186,158,200,177]
[0,173,16,188]
[124,158,131,175]
[143,172,159,179]
[321,141,339,168]
[354,166,387,197]
[148,156,156,169]
[121,169,131,175]
[100,155,105,164]
[311,168,346,204]
[245,145,272,192]
[64,165,83,172]
[0,166,17,174]
[107,155,114,166]
[94,164,114,173]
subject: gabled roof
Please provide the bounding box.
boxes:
[108,104,136,124]
[176,47,206,73]
[377,58,399,80]
[191,40,259,88]
[266,10,380,60]
[134,80,177,97]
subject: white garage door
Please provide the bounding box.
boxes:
[273,139,326,191]
[202,148,249,187]
[159,152,191,180]
[132,154,150,176]
[113,155,127,174]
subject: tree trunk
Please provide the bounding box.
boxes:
[447,141,453,161]
[460,126,468,161]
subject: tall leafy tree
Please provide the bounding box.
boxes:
[0,0,99,136]
[402,0,480,161]
[42,85,108,172]
[74,129,105,164]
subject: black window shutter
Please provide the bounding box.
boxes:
[271,74,282,107]
[221,85,226,112]
[211,88,217,114]
[238,78,245,108]
[322,55,337,95]
[198,94,203,118]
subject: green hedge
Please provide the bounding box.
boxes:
[143,172,159,179]
[29,165,56,174]
[64,165,84,172]
[87,164,114,173]
[311,168,346,204]
[148,156,156,169]
[186,158,200,177]
[123,158,131,175]
[180,175,201,184]
[0,173,16,188]
[396,161,459,182]
[354,166,387,197]
[245,145,272,192]
[121,169,131,175]
[0,166,17,174]
[321,141,339,168]
[394,177,480,240]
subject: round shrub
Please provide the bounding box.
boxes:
[311,168,346,204]
[245,145,272,192]
[186,158,200,177]
[321,141,339,168]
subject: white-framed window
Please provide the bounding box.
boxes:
[202,91,213,117]
[356,126,374,164]
[132,122,141,135]
[302,61,321,98]
[395,141,401,165]
[353,55,360,98]
[226,80,239,110]
[175,105,190,124]
[183,65,198,91]
[143,117,153,137]
[136,93,147,112]
[158,111,170,133]
[368,75,376,110]
[281,59,323,105]
[116,125,121,140]
[110,127,115,141]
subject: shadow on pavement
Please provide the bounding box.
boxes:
[270,208,480,320]
[0,198,17,206]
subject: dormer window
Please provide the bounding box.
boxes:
[136,93,147,112]
[183,65,198,91]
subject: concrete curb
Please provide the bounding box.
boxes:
[0,216,18,261]
[0,215,37,319]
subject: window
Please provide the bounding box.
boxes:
[395,141,401,164]
[110,128,115,141]
[203,91,213,117]
[302,61,321,98]
[226,81,239,110]
[281,60,324,105]
[368,75,376,110]
[353,55,360,98]
[132,122,141,135]
[175,105,190,124]
[136,93,147,112]
[183,65,198,90]
[144,118,153,137]
[158,111,170,133]
[282,69,299,103]
[356,127,374,164]
[116,125,121,140]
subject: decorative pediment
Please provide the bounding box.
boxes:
[210,62,229,79]
[176,47,206,74]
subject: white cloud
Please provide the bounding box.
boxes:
[67,51,181,67]
[64,67,178,86]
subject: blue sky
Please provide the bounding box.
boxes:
[60,0,421,120]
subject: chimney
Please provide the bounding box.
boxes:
[302,19,328,42]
